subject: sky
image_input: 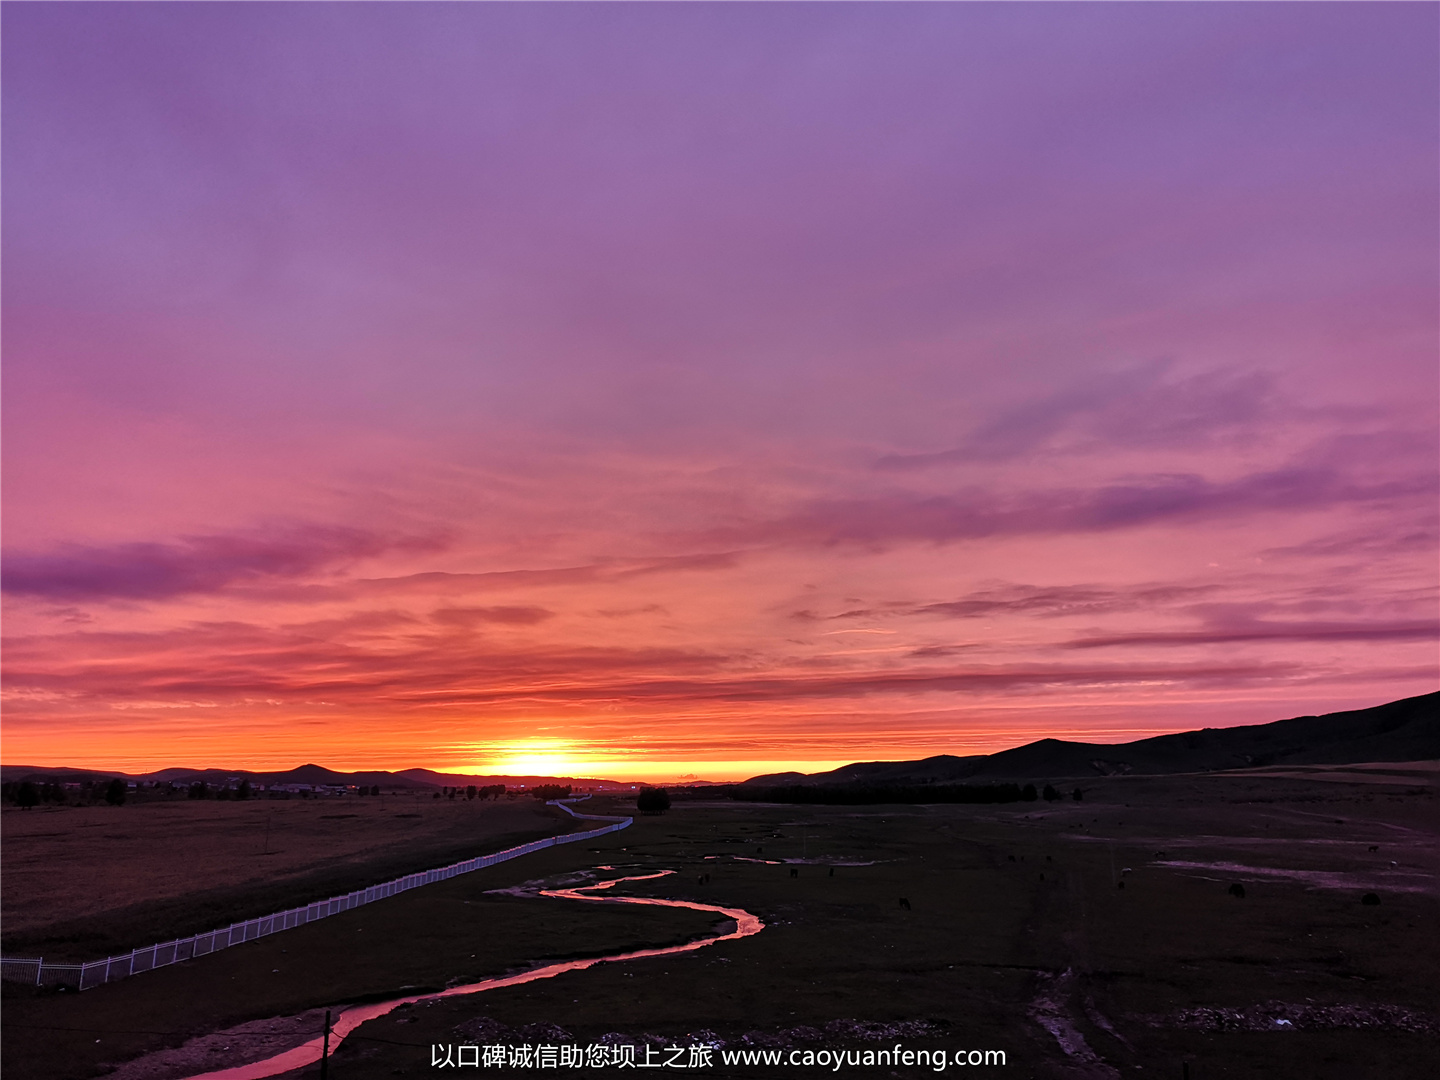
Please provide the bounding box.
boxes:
[3,3,1436,782]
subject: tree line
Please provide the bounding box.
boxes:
[729,782,1083,806]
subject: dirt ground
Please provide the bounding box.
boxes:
[1,793,577,958]
[4,766,1437,1080]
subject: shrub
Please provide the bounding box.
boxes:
[104,779,127,806]
[15,781,40,809]
[1021,784,1038,802]
[637,787,671,815]
[531,784,572,801]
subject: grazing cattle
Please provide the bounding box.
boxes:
[828,866,835,877]
[1368,845,1378,852]
[789,867,799,878]
[1007,855,1016,862]
[899,897,912,910]
[756,847,763,854]
[1228,883,1246,899]
[1046,855,1052,862]
[1361,893,1380,906]
[1116,880,1125,890]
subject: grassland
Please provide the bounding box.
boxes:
[1,794,581,959]
[3,765,1437,1080]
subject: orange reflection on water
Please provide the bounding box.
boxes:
[182,871,764,1080]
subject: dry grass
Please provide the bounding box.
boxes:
[1,794,574,957]
[4,768,1438,1080]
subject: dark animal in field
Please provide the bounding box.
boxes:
[1046,855,1052,862]
[828,867,834,877]
[1039,873,1045,881]
[1117,880,1124,889]
[899,897,911,910]
[1228,883,1246,899]
[1368,845,1379,852]
[1007,855,1016,862]
[789,867,799,878]
[1361,893,1380,906]
[756,847,763,854]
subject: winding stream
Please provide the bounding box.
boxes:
[181,871,764,1080]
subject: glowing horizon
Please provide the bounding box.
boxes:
[3,5,1436,776]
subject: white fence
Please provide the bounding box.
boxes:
[1,799,630,991]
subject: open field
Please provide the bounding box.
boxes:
[1,795,579,960]
[4,767,1438,1080]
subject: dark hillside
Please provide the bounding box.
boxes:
[743,692,1439,785]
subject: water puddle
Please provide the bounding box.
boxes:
[1157,859,1434,894]
[180,871,763,1080]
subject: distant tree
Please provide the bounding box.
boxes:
[466,785,477,800]
[357,784,368,797]
[531,784,572,801]
[432,790,442,799]
[637,787,671,815]
[216,785,232,800]
[15,781,40,809]
[447,787,457,799]
[189,781,209,799]
[1021,784,1037,802]
[104,779,127,806]
[237,780,252,800]
[1072,788,1083,801]
[1042,784,1060,802]
[371,785,380,796]
[42,779,65,803]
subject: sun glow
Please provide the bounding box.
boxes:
[484,738,576,777]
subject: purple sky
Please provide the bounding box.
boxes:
[3,4,1436,779]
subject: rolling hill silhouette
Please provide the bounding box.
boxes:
[744,692,1439,786]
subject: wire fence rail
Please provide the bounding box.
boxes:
[1,798,630,991]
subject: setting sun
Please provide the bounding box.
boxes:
[483,739,576,777]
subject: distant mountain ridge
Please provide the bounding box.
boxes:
[7,693,1435,789]
[742,692,1440,787]
[0,761,609,789]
